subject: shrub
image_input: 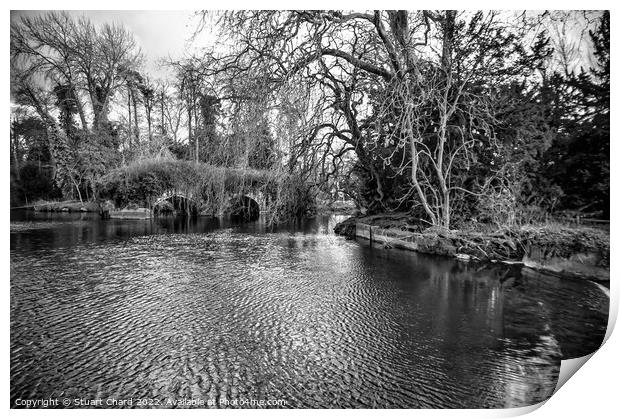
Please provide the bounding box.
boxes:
[97,157,299,218]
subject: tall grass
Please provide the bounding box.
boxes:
[97,157,300,217]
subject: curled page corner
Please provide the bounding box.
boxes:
[554,353,595,394]
[546,281,613,407]
[501,400,546,417]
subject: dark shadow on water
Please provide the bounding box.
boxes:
[9,209,345,251]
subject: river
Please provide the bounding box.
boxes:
[10,211,609,408]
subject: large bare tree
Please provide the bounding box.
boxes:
[194,10,543,227]
[11,11,142,132]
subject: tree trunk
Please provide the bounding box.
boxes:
[11,118,20,180]
[127,89,132,150]
[410,133,438,226]
[45,130,56,180]
[193,90,199,163]
[195,127,199,163]
[132,93,139,145]
[187,105,193,160]
[75,95,89,131]
[441,11,456,71]
[146,107,152,145]
[160,90,166,135]
[91,92,108,132]
[71,176,83,204]
[438,10,456,230]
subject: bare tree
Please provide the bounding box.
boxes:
[11,11,142,199]
[11,11,142,133]
[195,10,546,228]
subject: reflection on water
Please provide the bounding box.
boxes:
[10,211,608,408]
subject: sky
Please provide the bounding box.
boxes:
[10,10,207,78]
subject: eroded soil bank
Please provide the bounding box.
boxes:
[334,213,610,282]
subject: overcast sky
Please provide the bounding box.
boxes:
[10,10,205,78]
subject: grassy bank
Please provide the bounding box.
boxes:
[31,200,100,213]
[334,213,610,277]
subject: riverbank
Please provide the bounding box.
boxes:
[25,200,152,220]
[334,213,610,282]
[26,200,100,213]
[316,199,357,215]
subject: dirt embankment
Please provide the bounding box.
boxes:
[334,213,610,281]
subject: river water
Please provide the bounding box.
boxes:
[10,211,609,408]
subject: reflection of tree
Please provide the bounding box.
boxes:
[422,261,504,342]
[496,338,560,407]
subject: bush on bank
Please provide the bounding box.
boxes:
[97,158,274,212]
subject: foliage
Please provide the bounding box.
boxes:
[10,10,609,227]
[10,11,141,202]
[269,173,317,222]
[97,157,272,211]
[14,163,62,204]
[540,11,610,218]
